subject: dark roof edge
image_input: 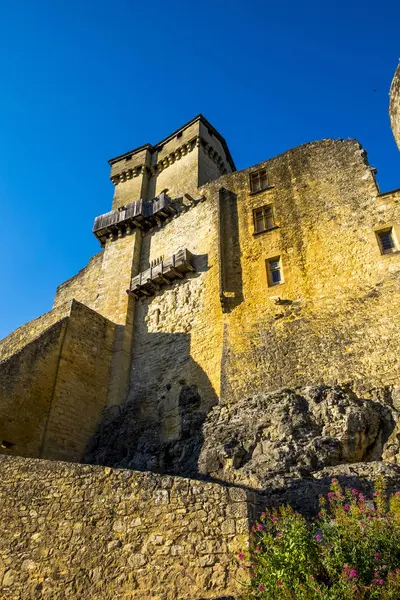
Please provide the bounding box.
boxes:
[108,143,153,165]
[107,114,236,171]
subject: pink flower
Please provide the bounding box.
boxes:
[237,553,245,560]
[261,511,266,516]
[328,492,334,498]
[332,478,338,483]
[375,552,382,559]
[277,580,283,586]
[349,569,359,579]
[255,546,261,552]
[395,492,400,497]
[378,579,384,585]
[351,488,358,495]
[258,584,265,591]
[251,525,256,532]
[276,531,282,537]
[315,534,323,541]
[373,491,380,497]
[257,525,263,531]
[272,517,278,522]
[344,504,350,511]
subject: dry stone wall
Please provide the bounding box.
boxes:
[0,456,251,600]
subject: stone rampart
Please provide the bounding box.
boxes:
[0,301,116,462]
[0,300,73,361]
[0,456,251,600]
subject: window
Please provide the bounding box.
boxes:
[253,204,275,234]
[250,168,269,193]
[267,257,283,286]
[376,228,396,254]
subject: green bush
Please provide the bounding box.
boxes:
[239,479,400,599]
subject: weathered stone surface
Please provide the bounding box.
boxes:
[0,456,250,600]
[256,461,400,516]
[390,63,400,150]
[198,386,396,489]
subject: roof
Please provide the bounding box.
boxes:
[108,114,236,171]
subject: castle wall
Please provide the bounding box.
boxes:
[0,301,115,462]
[0,319,67,458]
[94,230,142,405]
[200,139,400,400]
[0,455,251,600]
[0,300,73,361]
[129,199,222,443]
[53,251,104,311]
[390,64,400,150]
[40,301,116,461]
[198,121,232,186]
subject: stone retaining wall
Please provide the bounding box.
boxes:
[0,456,252,599]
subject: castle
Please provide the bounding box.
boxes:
[0,67,399,599]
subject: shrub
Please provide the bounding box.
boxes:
[239,479,400,599]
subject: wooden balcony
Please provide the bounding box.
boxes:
[127,249,196,299]
[92,192,176,243]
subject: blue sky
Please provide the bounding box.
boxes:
[0,0,399,339]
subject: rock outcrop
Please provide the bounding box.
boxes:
[199,385,396,489]
[86,385,400,495]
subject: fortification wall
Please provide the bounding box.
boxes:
[0,456,251,600]
[0,301,115,462]
[0,320,67,458]
[40,301,116,461]
[0,300,73,361]
[128,199,222,445]
[390,64,400,150]
[200,139,400,400]
[53,252,103,311]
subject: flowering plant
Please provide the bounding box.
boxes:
[239,479,400,598]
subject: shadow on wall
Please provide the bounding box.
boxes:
[84,328,218,478]
[219,188,244,313]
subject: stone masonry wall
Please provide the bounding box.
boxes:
[0,456,251,600]
[0,301,115,462]
[40,301,116,462]
[0,301,73,361]
[53,252,104,311]
[0,319,67,458]
[200,139,400,401]
[128,199,222,446]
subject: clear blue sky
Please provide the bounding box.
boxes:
[0,0,399,339]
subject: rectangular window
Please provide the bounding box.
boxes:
[253,204,275,234]
[267,256,283,286]
[376,228,396,254]
[250,168,269,193]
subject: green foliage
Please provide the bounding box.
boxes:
[239,479,400,599]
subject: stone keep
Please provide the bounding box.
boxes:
[0,112,400,467]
